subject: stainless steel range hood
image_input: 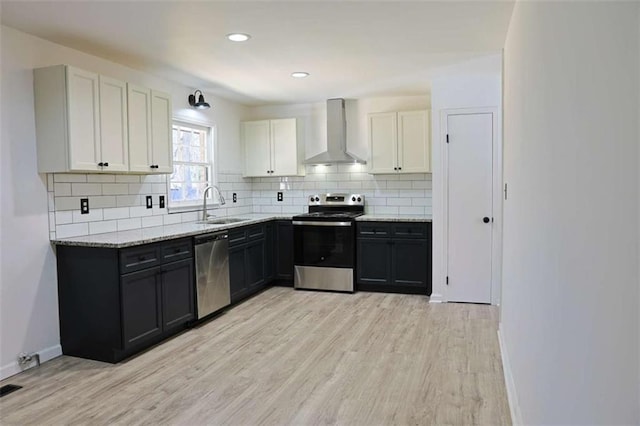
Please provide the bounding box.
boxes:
[304,98,366,165]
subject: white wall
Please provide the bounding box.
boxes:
[0,25,247,379]
[429,54,502,303]
[501,2,639,424]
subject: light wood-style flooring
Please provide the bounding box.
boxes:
[0,287,511,425]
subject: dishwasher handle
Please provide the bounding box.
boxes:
[195,232,228,245]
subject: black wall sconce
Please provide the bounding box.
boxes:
[188,89,211,109]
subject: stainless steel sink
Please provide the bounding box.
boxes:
[198,217,249,225]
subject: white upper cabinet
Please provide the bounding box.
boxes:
[98,75,129,172]
[242,118,303,177]
[127,86,173,174]
[34,64,172,174]
[368,110,430,174]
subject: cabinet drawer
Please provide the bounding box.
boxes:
[392,223,429,239]
[120,244,161,274]
[247,225,265,241]
[161,238,192,263]
[357,222,391,238]
[228,229,247,247]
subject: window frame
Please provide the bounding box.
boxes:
[167,119,218,213]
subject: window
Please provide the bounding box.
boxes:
[169,121,216,210]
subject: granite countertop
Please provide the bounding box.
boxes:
[51,214,294,248]
[356,214,432,222]
[52,213,433,248]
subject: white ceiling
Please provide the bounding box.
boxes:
[0,1,514,106]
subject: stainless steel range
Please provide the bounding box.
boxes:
[292,193,364,292]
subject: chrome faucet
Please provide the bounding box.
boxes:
[202,185,226,221]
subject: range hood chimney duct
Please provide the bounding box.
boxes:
[304,98,366,165]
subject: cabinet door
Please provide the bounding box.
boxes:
[98,76,129,172]
[356,238,392,285]
[245,240,265,291]
[397,110,430,173]
[264,223,275,282]
[229,246,247,304]
[121,268,162,349]
[66,66,101,171]
[368,112,397,174]
[271,118,298,176]
[392,239,428,289]
[275,221,294,281]
[161,258,195,331]
[151,90,173,173]
[242,120,271,177]
[128,84,153,172]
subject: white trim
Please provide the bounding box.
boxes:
[438,107,502,304]
[0,344,62,380]
[498,327,523,426]
[428,293,444,303]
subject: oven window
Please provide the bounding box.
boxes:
[294,224,354,268]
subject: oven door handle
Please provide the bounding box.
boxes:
[292,221,352,227]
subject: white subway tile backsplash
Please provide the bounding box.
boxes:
[117,218,142,231]
[54,174,87,183]
[56,223,89,238]
[91,196,117,209]
[163,214,182,225]
[54,183,71,196]
[102,183,130,195]
[71,183,102,196]
[72,209,103,223]
[130,205,153,218]
[103,207,130,220]
[142,216,163,228]
[48,169,432,240]
[55,211,73,225]
[89,220,117,235]
[87,174,116,183]
[115,175,140,183]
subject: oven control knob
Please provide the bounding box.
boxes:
[315,197,320,202]
[310,196,314,201]
[357,197,362,202]
[352,196,356,202]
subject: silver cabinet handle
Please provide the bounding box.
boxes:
[292,221,352,227]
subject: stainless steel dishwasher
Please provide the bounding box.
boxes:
[194,231,230,319]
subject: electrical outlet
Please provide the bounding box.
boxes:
[159,195,165,209]
[277,192,283,202]
[146,196,153,209]
[80,198,89,214]
[233,193,237,203]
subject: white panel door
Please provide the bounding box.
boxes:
[447,113,493,303]
[398,110,430,173]
[66,66,100,171]
[270,118,298,176]
[243,120,271,177]
[368,112,398,174]
[150,90,173,173]
[128,84,152,172]
[99,75,129,172]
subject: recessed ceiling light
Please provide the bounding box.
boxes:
[291,72,310,78]
[226,33,251,42]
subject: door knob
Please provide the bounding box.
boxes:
[483,217,490,223]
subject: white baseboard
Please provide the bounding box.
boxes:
[498,327,523,426]
[429,293,444,303]
[0,344,62,381]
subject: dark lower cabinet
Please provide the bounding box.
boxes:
[121,268,163,349]
[229,224,268,304]
[356,222,432,295]
[161,259,195,331]
[57,238,195,363]
[274,220,293,284]
[264,223,275,282]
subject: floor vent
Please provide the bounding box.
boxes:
[0,384,22,397]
